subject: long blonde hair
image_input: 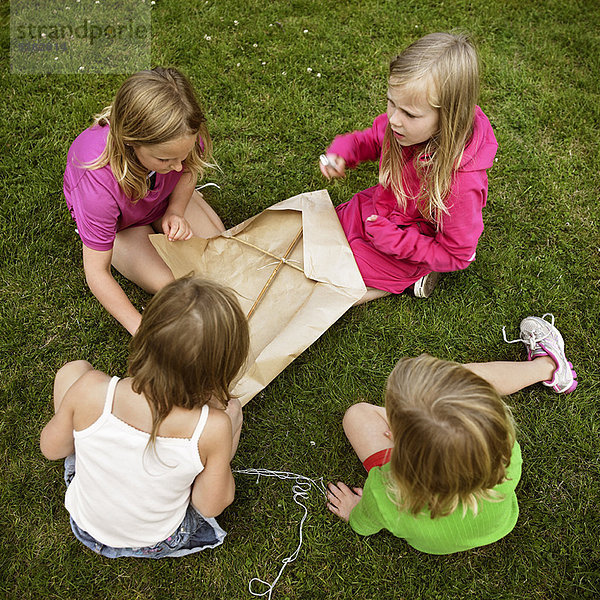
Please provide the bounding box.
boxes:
[379,32,480,227]
[385,354,515,519]
[87,67,214,201]
[128,276,249,447]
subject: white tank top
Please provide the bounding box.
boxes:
[65,377,209,548]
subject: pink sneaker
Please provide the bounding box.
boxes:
[503,313,578,394]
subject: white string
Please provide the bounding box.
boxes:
[195,182,221,191]
[233,468,327,599]
[256,259,302,271]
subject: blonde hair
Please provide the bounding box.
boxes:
[379,32,480,227]
[87,67,214,201]
[385,354,515,519]
[128,276,249,447]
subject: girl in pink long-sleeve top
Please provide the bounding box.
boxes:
[320,33,498,302]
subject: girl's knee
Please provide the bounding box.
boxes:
[54,361,93,410]
[343,402,375,431]
[55,360,93,387]
[186,191,225,236]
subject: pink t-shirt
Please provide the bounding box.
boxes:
[64,125,183,251]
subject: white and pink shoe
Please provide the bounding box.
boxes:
[413,272,442,298]
[504,313,578,394]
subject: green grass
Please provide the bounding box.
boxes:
[1,0,599,598]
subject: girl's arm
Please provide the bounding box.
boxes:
[161,171,196,242]
[327,113,388,170]
[82,245,143,334]
[191,409,236,518]
[345,470,388,536]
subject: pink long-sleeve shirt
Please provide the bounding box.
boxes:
[329,107,498,293]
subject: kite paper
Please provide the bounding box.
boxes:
[150,189,366,405]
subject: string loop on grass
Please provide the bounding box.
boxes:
[234,469,326,599]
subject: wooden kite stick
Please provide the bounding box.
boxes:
[247,228,303,319]
[227,236,304,273]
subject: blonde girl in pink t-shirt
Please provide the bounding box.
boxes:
[64,67,224,334]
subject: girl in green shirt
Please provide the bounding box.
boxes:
[326,314,576,554]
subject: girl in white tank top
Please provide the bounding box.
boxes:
[40,276,250,558]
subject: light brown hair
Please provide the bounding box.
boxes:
[87,67,214,201]
[379,32,480,227]
[385,354,515,519]
[128,276,249,446]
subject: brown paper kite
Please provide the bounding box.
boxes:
[150,189,366,405]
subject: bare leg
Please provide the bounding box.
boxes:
[343,402,394,463]
[344,358,555,457]
[328,402,391,522]
[354,287,390,306]
[111,224,175,293]
[54,360,93,412]
[464,356,555,396]
[184,191,225,238]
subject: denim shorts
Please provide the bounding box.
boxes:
[64,454,226,559]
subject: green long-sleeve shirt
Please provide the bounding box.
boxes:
[349,442,522,554]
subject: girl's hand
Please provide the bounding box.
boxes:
[326,481,363,522]
[365,213,394,235]
[319,153,346,180]
[162,213,193,241]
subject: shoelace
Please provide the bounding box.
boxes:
[502,313,555,351]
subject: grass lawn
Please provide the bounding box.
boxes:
[1,0,599,598]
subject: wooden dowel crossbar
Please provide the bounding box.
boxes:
[228,236,305,273]
[246,228,303,318]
